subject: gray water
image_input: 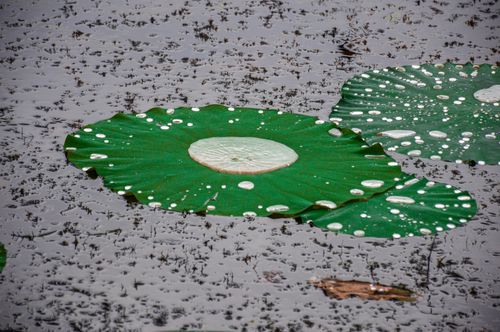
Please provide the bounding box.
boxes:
[0,0,499,331]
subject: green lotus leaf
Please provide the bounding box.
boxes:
[0,243,6,272]
[64,104,403,217]
[299,175,477,238]
[331,63,500,165]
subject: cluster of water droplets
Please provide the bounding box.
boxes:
[331,63,499,165]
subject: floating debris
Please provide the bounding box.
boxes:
[309,278,416,302]
[332,63,500,165]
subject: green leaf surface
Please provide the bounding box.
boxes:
[299,175,477,238]
[331,63,500,165]
[0,243,6,272]
[64,105,403,217]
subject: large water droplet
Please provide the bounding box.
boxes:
[429,130,447,138]
[327,222,343,231]
[361,180,384,188]
[350,189,364,196]
[238,181,255,190]
[386,196,416,204]
[90,153,108,160]
[353,230,365,237]
[315,200,337,209]
[266,205,289,213]
[378,130,416,139]
[473,84,500,103]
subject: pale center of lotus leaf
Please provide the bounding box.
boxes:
[188,136,299,174]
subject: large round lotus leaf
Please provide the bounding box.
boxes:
[331,63,500,165]
[0,243,6,272]
[299,175,477,238]
[64,105,404,217]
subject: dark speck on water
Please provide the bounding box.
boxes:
[0,0,499,331]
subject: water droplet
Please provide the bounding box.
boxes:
[173,119,183,124]
[160,125,170,130]
[191,107,200,112]
[420,228,432,235]
[378,130,416,139]
[315,200,337,209]
[238,181,254,190]
[353,230,365,237]
[146,118,154,122]
[329,117,343,123]
[149,202,161,208]
[364,154,386,159]
[136,113,147,118]
[361,180,384,188]
[429,130,447,138]
[473,85,500,103]
[83,128,93,132]
[228,107,235,111]
[350,189,364,196]
[434,203,445,209]
[328,128,342,137]
[96,133,106,138]
[243,211,256,217]
[386,196,415,204]
[392,233,401,239]
[207,205,216,211]
[327,222,343,231]
[390,209,400,215]
[407,150,421,157]
[90,153,108,160]
[436,95,449,100]
[266,205,289,213]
